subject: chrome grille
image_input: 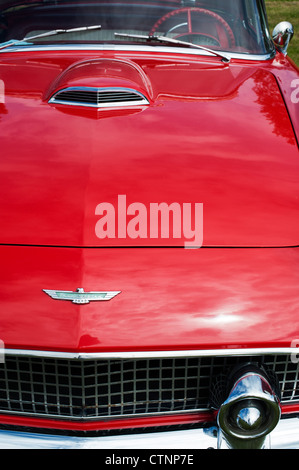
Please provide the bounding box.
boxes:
[49,87,150,108]
[0,354,298,420]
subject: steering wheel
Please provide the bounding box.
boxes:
[150,8,235,49]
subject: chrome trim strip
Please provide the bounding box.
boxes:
[0,44,276,61]
[49,86,149,108]
[0,409,207,421]
[3,347,298,359]
[0,416,297,448]
[0,426,216,449]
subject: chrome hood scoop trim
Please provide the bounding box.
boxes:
[49,86,150,108]
[45,57,152,110]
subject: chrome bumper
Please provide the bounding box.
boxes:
[0,417,298,449]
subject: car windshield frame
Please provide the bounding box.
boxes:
[0,0,275,59]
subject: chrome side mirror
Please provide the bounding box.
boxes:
[272,21,294,55]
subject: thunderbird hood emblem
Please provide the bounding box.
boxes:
[43,288,121,304]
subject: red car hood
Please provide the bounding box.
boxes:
[1,51,299,353]
[0,51,298,248]
[1,245,299,352]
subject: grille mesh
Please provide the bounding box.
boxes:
[49,87,149,107]
[0,354,298,420]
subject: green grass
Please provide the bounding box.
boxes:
[265,0,299,64]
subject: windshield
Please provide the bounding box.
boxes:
[0,0,274,55]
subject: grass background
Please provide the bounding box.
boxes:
[265,0,299,64]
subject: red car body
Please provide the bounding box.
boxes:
[0,0,299,448]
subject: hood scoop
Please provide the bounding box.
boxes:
[49,86,150,108]
[46,58,152,109]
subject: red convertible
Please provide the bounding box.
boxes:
[0,0,299,449]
